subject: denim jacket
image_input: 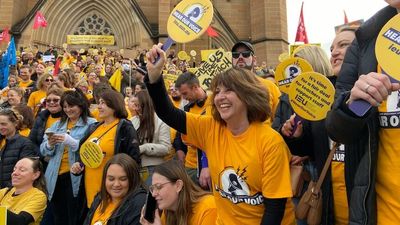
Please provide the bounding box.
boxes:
[40,117,96,200]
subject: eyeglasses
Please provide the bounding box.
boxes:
[149,181,173,194]
[45,79,54,82]
[232,51,252,59]
[45,98,60,103]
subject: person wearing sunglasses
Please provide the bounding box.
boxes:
[27,74,54,117]
[140,160,216,225]
[0,108,38,189]
[0,157,47,225]
[83,153,146,225]
[231,41,281,124]
[40,89,96,225]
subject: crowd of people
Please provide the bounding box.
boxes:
[0,1,399,225]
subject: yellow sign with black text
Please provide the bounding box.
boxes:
[67,35,115,45]
[80,141,104,168]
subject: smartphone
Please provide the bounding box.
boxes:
[144,191,157,223]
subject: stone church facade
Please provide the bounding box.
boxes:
[0,0,289,66]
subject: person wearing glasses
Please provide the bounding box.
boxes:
[83,153,146,225]
[40,89,96,225]
[0,157,47,225]
[0,108,38,188]
[231,41,281,124]
[140,160,217,225]
[27,74,54,117]
[142,44,294,225]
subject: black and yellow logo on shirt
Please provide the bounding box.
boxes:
[379,90,400,128]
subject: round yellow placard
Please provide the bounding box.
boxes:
[375,13,400,80]
[178,51,188,60]
[288,72,335,121]
[275,57,313,94]
[167,0,214,43]
[190,50,197,57]
[80,141,104,168]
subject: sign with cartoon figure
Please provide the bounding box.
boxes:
[288,72,335,121]
[195,48,232,89]
[275,57,313,94]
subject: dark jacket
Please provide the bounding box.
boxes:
[79,119,140,164]
[29,109,62,148]
[326,6,398,225]
[83,187,146,225]
[0,134,39,188]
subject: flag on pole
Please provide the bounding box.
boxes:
[344,10,349,24]
[295,2,308,44]
[0,37,17,88]
[206,26,219,37]
[0,28,10,44]
[53,57,61,76]
[33,11,47,29]
[109,68,122,92]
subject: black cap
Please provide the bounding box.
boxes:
[231,41,254,54]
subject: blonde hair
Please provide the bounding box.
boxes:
[294,45,334,76]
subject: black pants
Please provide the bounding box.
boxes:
[50,173,78,225]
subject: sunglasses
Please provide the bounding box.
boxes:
[45,98,60,103]
[45,79,54,82]
[232,51,252,59]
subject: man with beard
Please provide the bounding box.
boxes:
[231,41,281,123]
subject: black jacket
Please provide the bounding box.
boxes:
[0,134,39,188]
[29,109,62,148]
[326,6,398,225]
[83,187,146,225]
[79,119,141,164]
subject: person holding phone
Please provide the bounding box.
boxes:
[40,89,96,225]
[140,160,216,225]
[83,153,146,225]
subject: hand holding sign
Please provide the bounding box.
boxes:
[349,14,400,116]
[156,0,214,59]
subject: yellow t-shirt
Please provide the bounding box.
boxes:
[58,121,77,175]
[27,90,47,116]
[91,201,118,225]
[45,115,60,130]
[84,119,119,207]
[0,187,47,225]
[376,92,400,224]
[331,143,348,225]
[18,79,34,89]
[184,98,212,169]
[184,113,294,225]
[161,195,217,225]
[19,128,31,137]
[257,77,281,125]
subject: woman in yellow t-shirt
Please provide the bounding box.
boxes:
[0,157,47,225]
[13,105,34,137]
[140,160,217,225]
[27,74,54,116]
[0,87,24,109]
[143,45,294,225]
[83,154,146,225]
[71,90,140,210]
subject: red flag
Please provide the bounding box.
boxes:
[33,11,47,29]
[0,28,10,44]
[206,26,219,37]
[295,2,308,44]
[344,10,349,24]
[53,57,61,76]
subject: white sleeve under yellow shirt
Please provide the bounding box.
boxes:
[183,113,294,225]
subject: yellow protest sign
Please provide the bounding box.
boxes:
[178,51,188,60]
[200,49,218,61]
[190,50,197,57]
[0,206,6,225]
[167,0,214,43]
[67,35,115,45]
[275,57,313,94]
[288,72,335,121]
[80,141,104,168]
[195,48,232,89]
[163,74,179,89]
[375,13,400,80]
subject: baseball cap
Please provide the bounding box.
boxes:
[231,41,254,54]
